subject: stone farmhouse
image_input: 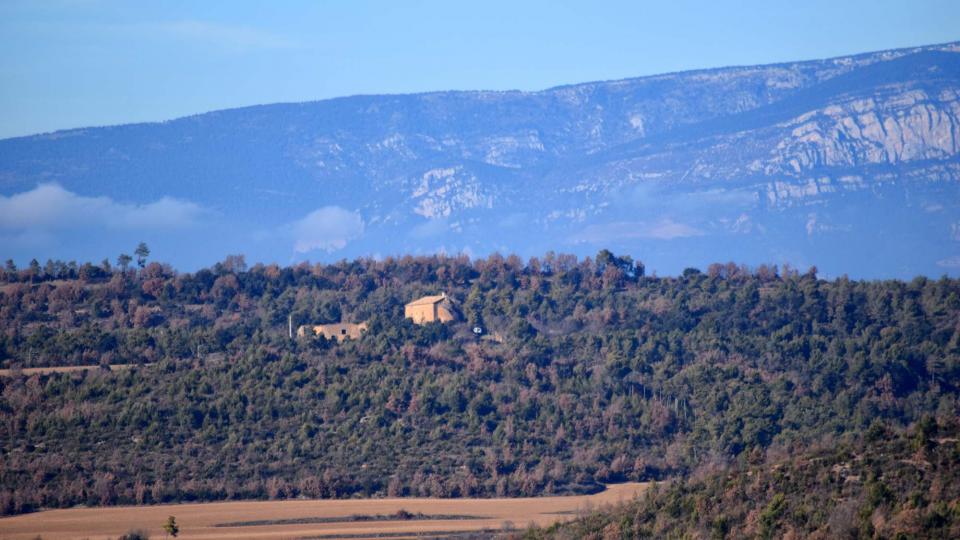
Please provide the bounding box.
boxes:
[405,293,458,325]
[297,293,458,343]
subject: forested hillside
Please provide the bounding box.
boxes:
[523,418,960,539]
[1,252,958,516]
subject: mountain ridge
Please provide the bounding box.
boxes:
[1,41,959,277]
[6,40,958,142]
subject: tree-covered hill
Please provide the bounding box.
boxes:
[0,252,958,515]
[522,417,960,539]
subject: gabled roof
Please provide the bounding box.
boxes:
[405,294,449,307]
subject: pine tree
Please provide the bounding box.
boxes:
[135,242,150,269]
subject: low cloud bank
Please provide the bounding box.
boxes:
[0,184,206,231]
[571,218,703,243]
[292,206,365,253]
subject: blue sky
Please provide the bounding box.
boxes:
[1,0,958,139]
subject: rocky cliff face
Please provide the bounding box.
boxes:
[0,42,958,277]
[774,88,960,171]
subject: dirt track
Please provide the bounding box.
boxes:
[0,364,142,377]
[0,483,648,539]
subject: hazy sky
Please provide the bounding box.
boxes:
[1,0,958,139]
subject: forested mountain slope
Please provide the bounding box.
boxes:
[1,253,958,515]
[523,418,960,539]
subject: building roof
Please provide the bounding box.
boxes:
[405,293,448,307]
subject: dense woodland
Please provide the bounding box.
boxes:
[0,251,959,520]
[523,417,960,539]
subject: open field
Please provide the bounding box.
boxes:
[0,483,648,540]
[0,364,143,377]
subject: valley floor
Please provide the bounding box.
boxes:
[0,482,647,540]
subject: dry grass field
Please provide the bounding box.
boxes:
[0,482,648,540]
[0,364,142,377]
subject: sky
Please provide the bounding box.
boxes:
[1,0,959,139]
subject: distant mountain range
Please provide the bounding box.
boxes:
[1,42,959,277]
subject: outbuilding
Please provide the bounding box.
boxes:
[297,322,368,342]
